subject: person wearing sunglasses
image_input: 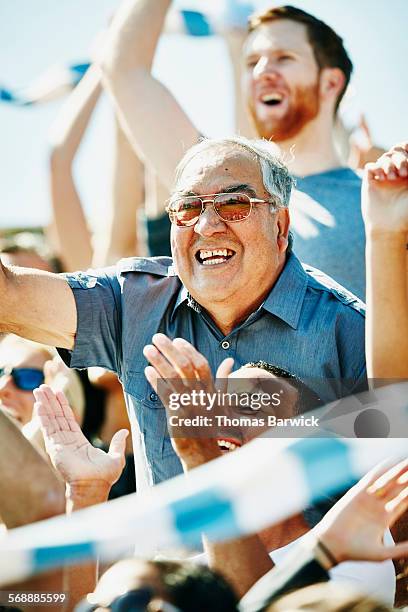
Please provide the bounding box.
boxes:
[0,334,50,427]
[0,334,84,431]
[0,135,370,491]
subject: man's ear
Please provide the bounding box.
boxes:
[319,67,345,106]
[277,208,290,253]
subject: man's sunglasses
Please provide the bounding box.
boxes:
[165,192,277,227]
[0,366,44,391]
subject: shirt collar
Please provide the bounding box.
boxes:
[170,252,308,329]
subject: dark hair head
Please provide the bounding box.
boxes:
[243,361,323,414]
[154,560,238,612]
[248,5,353,111]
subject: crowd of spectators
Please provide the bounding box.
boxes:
[0,2,407,610]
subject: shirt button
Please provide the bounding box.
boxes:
[221,340,230,350]
[149,392,158,402]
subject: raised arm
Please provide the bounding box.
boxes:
[48,64,101,271]
[0,258,76,348]
[100,0,200,191]
[362,142,408,379]
[93,116,145,265]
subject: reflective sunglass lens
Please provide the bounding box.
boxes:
[214,194,251,221]
[169,199,202,226]
[13,368,44,391]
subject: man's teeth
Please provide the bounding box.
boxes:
[199,249,234,265]
[217,439,239,451]
[261,93,283,104]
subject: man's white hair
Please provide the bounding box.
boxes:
[174,136,294,208]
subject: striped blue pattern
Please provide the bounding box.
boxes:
[0,62,90,106]
[0,435,405,585]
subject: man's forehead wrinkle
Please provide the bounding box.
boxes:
[175,148,261,195]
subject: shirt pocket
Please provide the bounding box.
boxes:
[124,370,176,460]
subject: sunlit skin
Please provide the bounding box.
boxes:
[171,145,290,336]
[0,336,48,426]
[243,20,322,142]
[242,17,345,177]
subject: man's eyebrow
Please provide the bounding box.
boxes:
[220,184,258,197]
[174,184,258,198]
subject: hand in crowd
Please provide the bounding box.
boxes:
[34,385,128,492]
[362,142,408,233]
[314,458,408,565]
[144,333,233,469]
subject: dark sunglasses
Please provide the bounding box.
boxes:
[166,192,277,227]
[0,366,44,391]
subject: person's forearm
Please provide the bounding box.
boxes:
[204,534,274,599]
[63,481,110,607]
[66,480,110,512]
[49,65,101,164]
[100,0,199,190]
[48,66,101,271]
[102,0,171,77]
[0,259,76,347]
[0,412,65,528]
[366,231,408,379]
[93,117,144,265]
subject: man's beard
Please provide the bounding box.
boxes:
[249,80,320,142]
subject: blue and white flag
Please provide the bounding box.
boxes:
[0,63,90,107]
[0,423,406,586]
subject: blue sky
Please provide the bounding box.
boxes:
[0,0,407,229]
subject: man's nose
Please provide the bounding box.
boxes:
[193,204,227,237]
[253,56,280,81]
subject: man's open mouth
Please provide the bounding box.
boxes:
[195,248,235,266]
[217,438,242,452]
[260,93,284,107]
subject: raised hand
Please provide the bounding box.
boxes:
[143,333,233,469]
[315,458,408,564]
[362,142,408,233]
[33,384,128,488]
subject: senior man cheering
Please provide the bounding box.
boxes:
[0,137,366,488]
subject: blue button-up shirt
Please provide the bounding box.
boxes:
[60,252,366,488]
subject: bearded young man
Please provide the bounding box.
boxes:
[101,1,365,298]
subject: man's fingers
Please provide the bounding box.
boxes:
[144,365,159,392]
[378,541,408,561]
[143,343,186,394]
[33,402,57,436]
[152,333,197,380]
[172,337,213,387]
[215,358,235,393]
[367,458,408,497]
[55,389,80,433]
[144,366,173,405]
[385,485,408,518]
[367,142,408,181]
[108,429,129,463]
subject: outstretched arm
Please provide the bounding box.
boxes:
[48,64,101,271]
[362,142,408,379]
[100,0,200,191]
[93,116,145,265]
[0,258,77,347]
